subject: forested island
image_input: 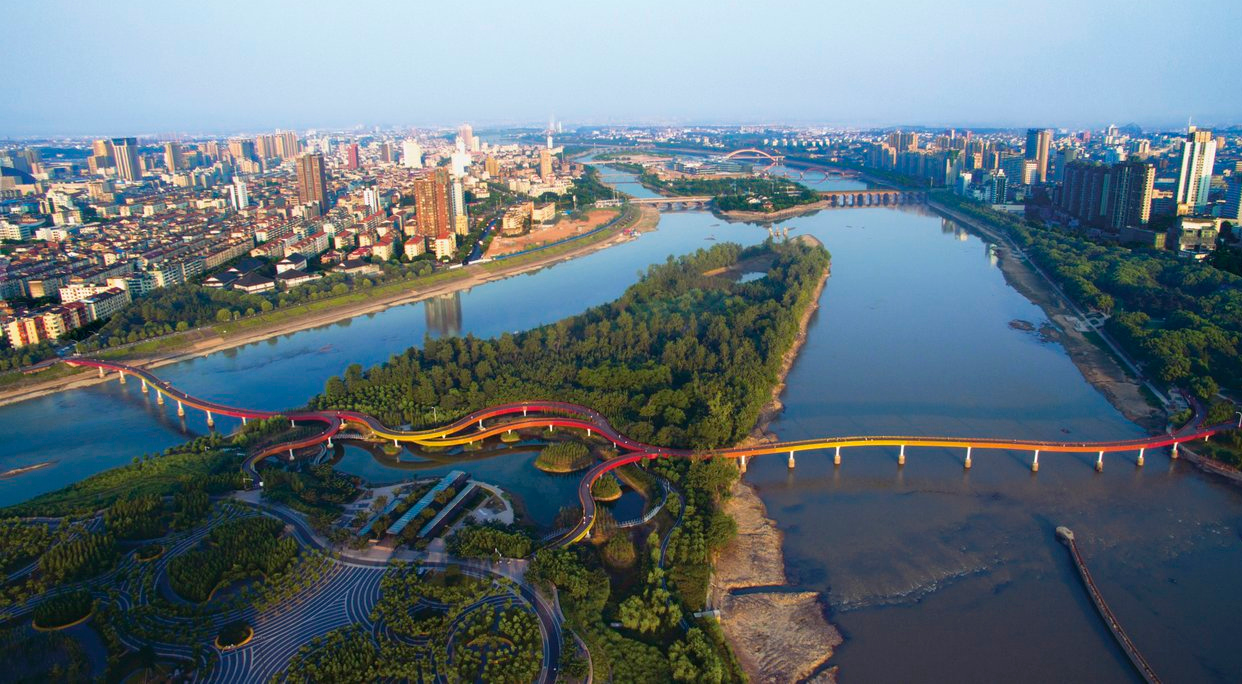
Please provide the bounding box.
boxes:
[622,166,821,214]
[314,239,832,680]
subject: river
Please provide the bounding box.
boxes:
[2,162,1240,681]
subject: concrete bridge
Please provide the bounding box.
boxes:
[626,196,714,211]
[65,358,1239,548]
[819,189,927,207]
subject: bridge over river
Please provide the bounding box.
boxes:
[66,358,1239,547]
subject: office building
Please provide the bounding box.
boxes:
[111,137,140,181]
[458,123,474,152]
[346,143,360,171]
[1175,127,1217,212]
[1024,128,1052,183]
[296,153,329,210]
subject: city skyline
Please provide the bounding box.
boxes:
[4,0,1242,137]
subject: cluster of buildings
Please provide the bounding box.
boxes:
[0,123,588,350]
[844,124,1239,258]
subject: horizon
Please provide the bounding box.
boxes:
[4,0,1241,138]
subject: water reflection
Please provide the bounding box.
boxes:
[425,291,463,338]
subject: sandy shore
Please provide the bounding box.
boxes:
[929,202,1164,431]
[718,200,832,223]
[0,206,661,409]
[710,247,842,683]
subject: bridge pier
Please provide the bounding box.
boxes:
[787,451,796,469]
[118,372,126,385]
[739,455,747,474]
[242,417,247,425]
[1032,450,1040,472]
[177,401,185,417]
[1171,442,1179,459]
[288,448,294,461]
[523,406,527,417]
[898,444,906,466]
[478,419,483,430]
[141,379,148,394]
[1137,448,1144,467]
[587,428,592,437]
[291,419,296,427]
[156,392,164,405]
[964,446,972,470]
[206,411,214,428]
[327,437,333,448]
[1095,451,1104,472]
[98,367,105,379]
[834,446,841,466]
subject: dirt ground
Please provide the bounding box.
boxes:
[485,208,619,258]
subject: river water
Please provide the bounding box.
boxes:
[2,163,1240,681]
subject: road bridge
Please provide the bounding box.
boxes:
[64,358,1239,548]
[819,189,927,207]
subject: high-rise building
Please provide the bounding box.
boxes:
[1222,179,1242,222]
[275,131,300,160]
[363,187,381,214]
[230,178,249,211]
[413,168,453,239]
[484,156,500,177]
[163,142,183,174]
[296,153,329,210]
[228,139,256,163]
[346,143,360,171]
[451,178,468,235]
[379,142,394,164]
[1058,160,1154,231]
[1053,147,1079,183]
[458,124,474,152]
[1024,128,1052,183]
[1105,161,1155,230]
[539,149,553,180]
[1175,126,1217,212]
[111,137,140,181]
[401,139,423,169]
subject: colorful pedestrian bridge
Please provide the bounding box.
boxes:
[68,358,1239,547]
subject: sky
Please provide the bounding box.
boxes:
[3,0,1241,137]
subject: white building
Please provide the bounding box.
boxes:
[401,139,423,169]
[1175,127,1217,212]
[230,178,249,211]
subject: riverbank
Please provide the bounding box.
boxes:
[929,202,1165,432]
[0,206,661,409]
[709,242,842,683]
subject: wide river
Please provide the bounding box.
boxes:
[2,163,1240,682]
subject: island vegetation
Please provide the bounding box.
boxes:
[638,171,821,213]
[313,239,831,451]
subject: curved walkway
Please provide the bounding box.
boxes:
[63,357,1238,548]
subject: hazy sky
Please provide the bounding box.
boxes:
[4,0,1240,137]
